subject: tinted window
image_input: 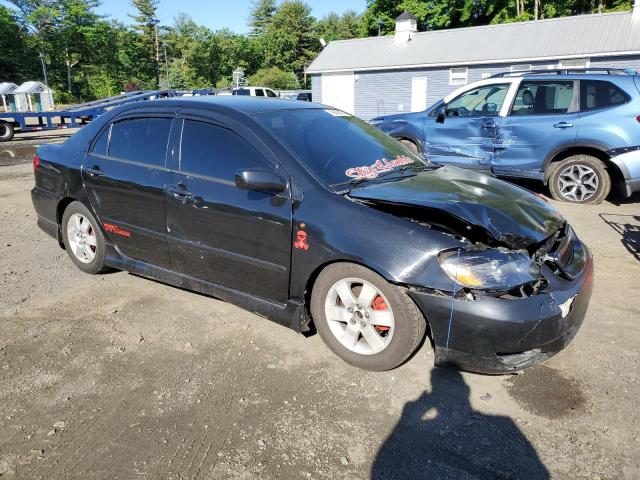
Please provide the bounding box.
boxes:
[179,120,270,180]
[255,89,265,97]
[511,81,574,115]
[234,89,250,96]
[266,89,278,98]
[446,84,510,117]
[581,80,629,111]
[254,109,429,187]
[90,126,110,156]
[108,117,172,167]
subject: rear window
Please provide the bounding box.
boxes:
[580,80,629,111]
[108,117,172,167]
[234,89,250,96]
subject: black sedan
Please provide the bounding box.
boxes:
[31,97,593,373]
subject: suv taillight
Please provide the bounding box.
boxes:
[636,115,640,123]
[33,154,39,170]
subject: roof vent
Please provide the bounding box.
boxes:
[394,11,418,43]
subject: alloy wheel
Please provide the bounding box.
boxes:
[557,164,599,202]
[324,278,395,355]
[66,213,97,264]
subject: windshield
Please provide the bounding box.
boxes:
[254,109,429,188]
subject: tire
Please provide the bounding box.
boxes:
[311,263,427,371]
[0,123,14,142]
[61,201,108,274]
[398,138,419,154]
[548,155,611,205]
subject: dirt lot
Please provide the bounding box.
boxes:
[0,132,639,479]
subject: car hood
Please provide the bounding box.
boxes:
[349,166,565,248]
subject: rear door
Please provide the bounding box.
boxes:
[424,82,512,172]
[165,111,293,303]
[493,79,579,180]
[83,111,175,268]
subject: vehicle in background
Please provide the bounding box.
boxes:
[232,87,279,98]
[31,96,593,374]
[295,90,312,102]
[370,68,640,204]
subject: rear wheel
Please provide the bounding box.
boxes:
[0,123,14,142]
[311,263,426,371]
[61,201,108,274]
[548,155,610,204]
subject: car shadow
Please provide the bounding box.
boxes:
[599,213,640,262]
[371,368,549,480]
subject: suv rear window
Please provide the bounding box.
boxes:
[511,81,574,115]
[580,80,629,111]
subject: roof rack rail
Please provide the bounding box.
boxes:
[490,67,638,78]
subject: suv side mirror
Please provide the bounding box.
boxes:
[235,168,287,194]
[436,106,446,124]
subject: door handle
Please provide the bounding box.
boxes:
[553,122,573,129]
[167,184,192,198]
[85,166,103,177]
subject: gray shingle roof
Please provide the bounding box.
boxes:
[307,12,640,73]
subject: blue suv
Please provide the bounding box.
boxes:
[370,68,640,204]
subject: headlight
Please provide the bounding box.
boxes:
[439,248,540,290]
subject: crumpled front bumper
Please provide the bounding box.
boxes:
[408,249,594,375]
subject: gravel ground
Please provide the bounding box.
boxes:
[0,132,639,479]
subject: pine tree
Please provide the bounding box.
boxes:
[129,0,160,87]
[248,0,276,37]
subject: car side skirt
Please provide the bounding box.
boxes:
[104,245,309,333]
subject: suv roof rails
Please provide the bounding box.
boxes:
[490,67,638,78]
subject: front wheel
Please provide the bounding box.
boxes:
[311,263,427,371]
[548,155,611,204]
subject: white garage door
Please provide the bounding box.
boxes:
[321,72,355,114]
[411,76,428,112]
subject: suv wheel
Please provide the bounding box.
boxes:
[548,155,610,204]
[311,263,427,371]
[61,201,108,274]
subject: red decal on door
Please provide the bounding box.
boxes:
[103,223,131,238]
[294,230,309,251]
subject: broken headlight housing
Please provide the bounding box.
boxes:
[439,248,540,291]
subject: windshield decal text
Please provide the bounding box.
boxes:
[345,156,414,180]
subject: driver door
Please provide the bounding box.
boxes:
[424,82,513,172]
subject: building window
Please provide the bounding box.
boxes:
[511,64,532,72]
[559,58,590,69]
[450,67,468,86]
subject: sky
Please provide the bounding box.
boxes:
[92,0,366,33]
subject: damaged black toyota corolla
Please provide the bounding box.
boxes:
[31,97,593,373]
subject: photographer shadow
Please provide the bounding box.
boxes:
[371,368,549,480]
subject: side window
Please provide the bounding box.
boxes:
[108,117,172,167]
[580,80,629,111]
[511,81,574,116]
[255,89,265,97]
[90,125,110,156]
[445,84,510,117]
[266,89,278,98]
[179,119,271,181]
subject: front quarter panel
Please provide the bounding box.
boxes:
[288,188,463,301]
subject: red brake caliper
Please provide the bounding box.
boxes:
[372,295,390,332]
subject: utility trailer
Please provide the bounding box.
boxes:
[0,90,175,142]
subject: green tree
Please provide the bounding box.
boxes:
[248,0,276,37]
[315,10,362,41]
[129,0,160,88]
[262,0,317,82]
[0,5,37,82]
[248,66,300,89]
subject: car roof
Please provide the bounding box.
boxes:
[118,95,324,115]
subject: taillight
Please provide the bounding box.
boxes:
[33,154,39,170]
[636,115,640,123]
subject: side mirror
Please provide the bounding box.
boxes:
[436,106,446,124]
[235,168,287,194]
